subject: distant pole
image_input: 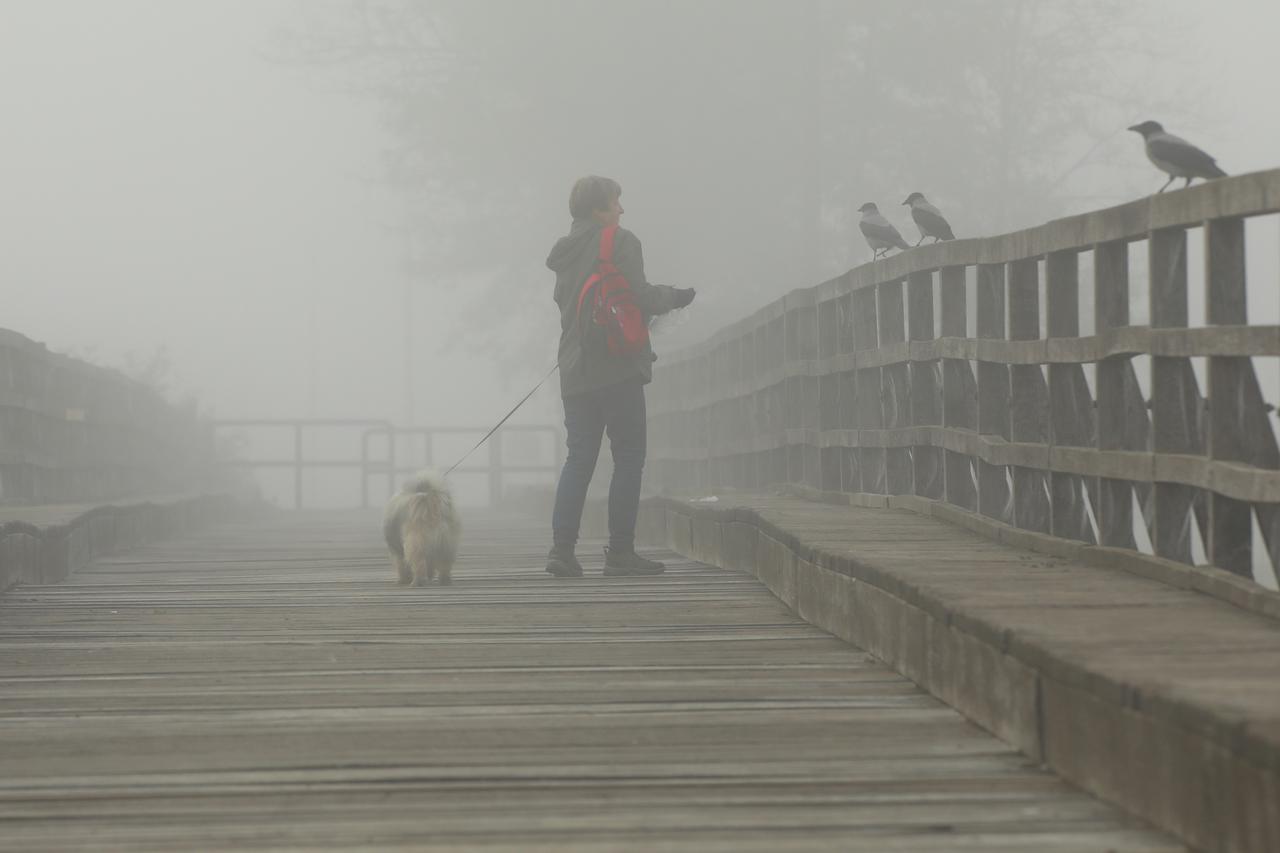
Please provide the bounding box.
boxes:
[802,0,823,285]
[306,294,317,417]
[402,197,415,428]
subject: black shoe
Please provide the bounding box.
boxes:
[603,547,666,577]
[546,548,584,578]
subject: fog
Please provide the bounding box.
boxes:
[2,0,1278,507]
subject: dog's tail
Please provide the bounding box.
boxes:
[402,469,449,496]
[400,470,460,554]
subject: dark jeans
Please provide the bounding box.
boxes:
[551,379,646,553]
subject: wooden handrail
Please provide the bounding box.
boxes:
[648,167,1280,584]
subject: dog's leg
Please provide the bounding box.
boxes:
[437,559,452,586]
[406,533,430,587]
[391,553,411,586]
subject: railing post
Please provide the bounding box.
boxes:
[835,288,857,493]
[790,292,820,490]
[817,289,841,493]
[749,323,766,490]
[1007,258,1050,533]
[878,279,911,494]
[940,265,976,511]
[852,285,882,493]
[1205,217,1276,577]
[293,422,303,511]
[908,270,941,499]
[1047,248,1095,543]
[1149,227,1203,562]
[1093,239,1148,549]
[976,263,1010,521]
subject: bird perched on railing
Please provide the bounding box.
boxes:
[901,192,955,245]
[1127,120,1227,193]
[858,202,911,260]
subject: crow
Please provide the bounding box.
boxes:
[901,192,955,245]
[1127,120,1227,193]
[858,202,911,260]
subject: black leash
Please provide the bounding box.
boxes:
[443,362,559,477]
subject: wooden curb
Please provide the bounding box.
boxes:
[0,494,242,593]
[638,495,1280,853]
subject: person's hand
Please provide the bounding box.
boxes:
[672,287,696,309]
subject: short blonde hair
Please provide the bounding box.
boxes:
[569,175,622,220]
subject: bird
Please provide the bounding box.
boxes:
[901,192,955,245]
[1127,120,1227,193]
[858,202,911,260]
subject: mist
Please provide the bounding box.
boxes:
[2,0,1277,507]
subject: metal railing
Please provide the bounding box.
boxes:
[360,425,562,510]
[214,419,561,509]
[648,168,1280,586]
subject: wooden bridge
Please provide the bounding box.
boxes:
[3,170,1280,852]
[2,508,1182,851]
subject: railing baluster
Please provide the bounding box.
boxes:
[976,263,1011,522]
[908,270,942,499]
[1149,227,1204,562]
[853,286,882,493]
[1008,258,1050,533]
[1206,217,1277,577]
[940,266,977,511]
[1093,239,1140,548]
[878,279,911,495]
[1048,249,1095,543]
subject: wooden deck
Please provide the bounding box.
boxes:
[0,509,1179,851]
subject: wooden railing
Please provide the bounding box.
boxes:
[649,169,1280,585]
[0,327,217,505]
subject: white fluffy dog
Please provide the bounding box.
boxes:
[382,470,461,587]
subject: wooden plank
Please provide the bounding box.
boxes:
[0,510,1179,851]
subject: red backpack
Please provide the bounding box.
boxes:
[575,225,650,357]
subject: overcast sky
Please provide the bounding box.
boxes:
[1,0,1277,435]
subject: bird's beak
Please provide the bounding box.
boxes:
[1126,124,1140,133]
[900,198,910,205]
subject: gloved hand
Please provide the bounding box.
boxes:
[671,287,696,309]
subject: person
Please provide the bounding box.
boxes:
[545,176,695,577]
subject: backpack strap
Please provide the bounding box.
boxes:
[576,272,600,319]
[575,225,620,318]
[598,224,618,262]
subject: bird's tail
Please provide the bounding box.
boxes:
[1208,163,1228,179]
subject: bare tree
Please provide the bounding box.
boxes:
[279,0,1188,369]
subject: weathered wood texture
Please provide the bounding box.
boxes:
[639,494,1280,853]
[649,170,1280,585]
[0,510,1177,851]
[0,327,217,505]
